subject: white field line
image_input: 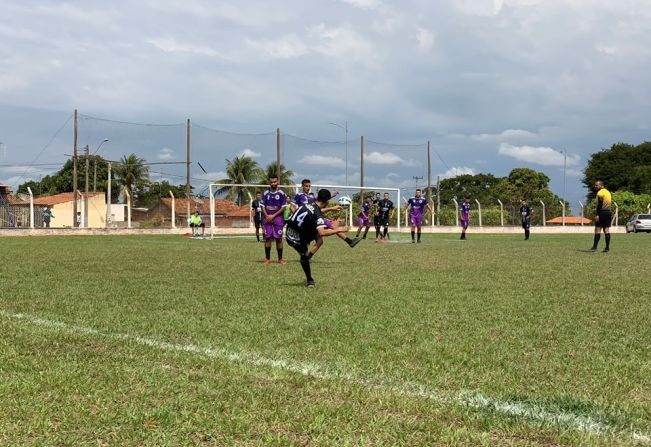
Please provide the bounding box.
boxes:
[1,310,649,444]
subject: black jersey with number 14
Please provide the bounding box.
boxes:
[286,203,326,245]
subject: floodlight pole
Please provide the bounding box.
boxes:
[72,109,78,227]
[84,145,89,228]
[106,162,112,227]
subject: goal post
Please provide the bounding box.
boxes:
[208,182,402,239]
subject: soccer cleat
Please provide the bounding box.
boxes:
[590,247,597,252]
[263,258,271,265]
[411,239,415,243]
[278,259,287,265]
[307,280,315,288]
[417,240,421,243]
[348,237,362,248]
[603,248,609,253]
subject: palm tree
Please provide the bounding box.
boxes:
[113,154,149,205]
[215,155,262,205]
[262,162,295,190]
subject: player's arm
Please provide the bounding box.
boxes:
[322,205,342,212]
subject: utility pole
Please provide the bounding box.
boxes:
[436,175,441,226]
[93,157,97,192]
[84,145,89,228]
[73,109,78,227]
[427,141,432,200]
[563,150,567,206]
[106,162,112,227]
[186,118,191,223]
[276,128,281,180]
[360,136,364,200]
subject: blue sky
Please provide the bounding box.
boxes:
[1,0,650,209]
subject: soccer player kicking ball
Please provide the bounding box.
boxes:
[286,189,350,288]
[261,175,288,265]
[293,178,360,248]
[459,197,471,240]
[406,189,432,243]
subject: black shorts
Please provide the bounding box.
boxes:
[190,222,205,228]
[596,210,612,228]
[373,216,380,227]
[254,217,262,229]
[521,219,531,229]
[379,217,389,226]
[286,237,308,255]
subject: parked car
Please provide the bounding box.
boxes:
[625,214,651,233]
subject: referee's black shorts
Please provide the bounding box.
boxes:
[521,218,531,229]
[254,217,262,229]
[596,210,612,228]
[379,217,389,226]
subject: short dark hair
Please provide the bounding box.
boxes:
[269,175,278,181]
[301,178,311,185]
[416,189,421,192]
[317,189,332,203]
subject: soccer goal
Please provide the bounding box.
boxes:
[207,182,402,239]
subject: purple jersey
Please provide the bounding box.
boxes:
[261,189,287,214]
[358,201,370,217]
[293,191,315,206]
[460,202,471,221]
[408,197,428,216]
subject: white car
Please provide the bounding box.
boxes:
[625,214,651,233]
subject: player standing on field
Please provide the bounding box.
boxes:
[251,192,263,242]
[372,192,382,240]
[286,189,350,288]
[591,180,612,252]
[356,196,372,239]
[377,192,394,242]
[459,197,471,240]
[406,189,432,243]
[519,198,534,240]
[261,175,288,264]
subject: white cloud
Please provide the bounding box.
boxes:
[416,28,435,51]
[595,44,617,55]
[498,143,580,167]
[158,147,174,160]
[246,34,309,59]
[471,129,538,142]
[564,168,584,178]
[298,155,346,168]
[239,148,261,158]
[309,24,375,60]
[437,166,477,179]
[147,37,224,58]
[338,0,381,10]
[365,151,418,167]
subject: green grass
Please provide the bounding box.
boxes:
[0,232,650,446]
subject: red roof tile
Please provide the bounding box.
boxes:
[32,192,104,206]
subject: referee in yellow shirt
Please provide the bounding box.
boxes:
[591,180,612,252]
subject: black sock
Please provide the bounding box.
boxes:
[265,246,271,259]
[277,248,283,260]
[383,227,388,238]
[363,228,369,238]
[300,255,313,282]
[307,252,313,259]
[376,227,380,238]
[256,234,260,242]
[417,231,421,241]
[525,230,529,239]
[345,237,353,244]
[605,234,610,249]
[411,230,415,240]
[592,234,601,248]
[356,230,361,237]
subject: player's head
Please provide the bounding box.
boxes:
[366,196,372,202]
[384,192,390,199]
[464,196,470,203]
[594,180,604,191]
[415,188,421,198]
[286,195,291,203]
[194,210,199,215]
[375,192,381,198]
[316,188,332,207]
[269,175,278,189]
[301,178,311,193]
[520,197,527,205]
[256,192,261,199]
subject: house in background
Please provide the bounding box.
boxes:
[30,192,107,228]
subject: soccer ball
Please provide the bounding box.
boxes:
[337,195,352,206]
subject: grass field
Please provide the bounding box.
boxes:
[0,232,650,446]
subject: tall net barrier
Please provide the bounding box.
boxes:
[280,133,349,187]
